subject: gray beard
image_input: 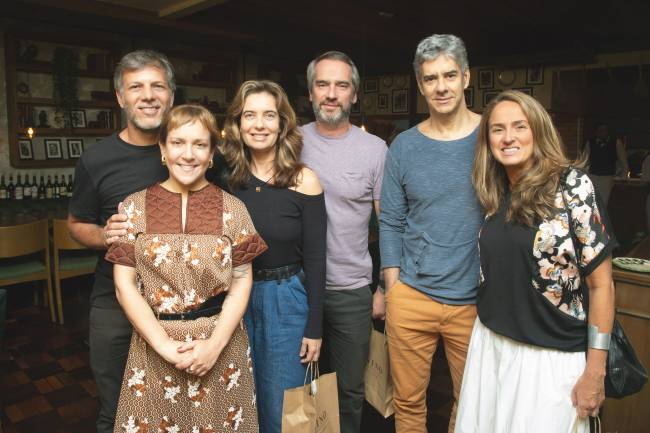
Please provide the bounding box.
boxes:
[312,102,351,126]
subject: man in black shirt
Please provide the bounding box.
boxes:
[67,50,175,433]
[582,122,628,205]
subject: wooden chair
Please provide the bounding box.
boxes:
[52,219,98,324]
[0,219,55,322]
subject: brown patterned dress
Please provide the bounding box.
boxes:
[105,183,267,433]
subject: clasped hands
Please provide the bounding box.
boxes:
[159,338,221,377]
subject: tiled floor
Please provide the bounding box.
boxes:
[1,278,453,433]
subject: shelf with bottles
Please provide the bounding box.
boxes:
[0,172,75,202]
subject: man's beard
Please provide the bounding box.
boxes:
[312,101,351,125]
[124,105,166,133]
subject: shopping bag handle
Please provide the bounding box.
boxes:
[303,361,320,396]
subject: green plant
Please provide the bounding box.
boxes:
[52,47,79,124]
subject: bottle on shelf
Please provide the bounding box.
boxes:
[7,174,15,200]
[38,175,46,199]
[59,175,67,198]
[45,175,53,199]
[31,175,38,199]
[53,175,60,199]
[23,174,32,199]
[67,174,74,196]
[0,174,7,200]
[15,174,24,200]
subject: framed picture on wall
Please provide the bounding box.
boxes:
[378,93,388,109]
[45,139,63,159]
[392,89,408,113]
[364,78,378,93]
[18,139,33,160]
[483,90,500,107]
[478,69,494,89]
[464,87,474,108]
[69,110,86,128]
[514,87,533,96]
[67,138,84,158]
[526,66,544,85]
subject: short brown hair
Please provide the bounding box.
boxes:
[159,104,219,150]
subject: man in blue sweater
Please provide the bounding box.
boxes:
[379,34,483,433]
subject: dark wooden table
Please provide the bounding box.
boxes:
[0,199,69,226]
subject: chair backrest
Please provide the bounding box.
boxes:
[52,219,86,251]
[0,219,49,258]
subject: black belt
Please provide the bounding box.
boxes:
[156,292,226,321]
[253,263,301,281]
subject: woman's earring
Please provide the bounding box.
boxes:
[209,159,214,169]
[161,155,167,166]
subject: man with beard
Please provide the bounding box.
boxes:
[67,50,174,433]
[300,51,387,433]
[379,34,482,433]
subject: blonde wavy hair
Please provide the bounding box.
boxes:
[220,80,303,190]
[472,90,583,227]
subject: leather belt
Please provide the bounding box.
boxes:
[253,263,301,281]
[156,292,226,321]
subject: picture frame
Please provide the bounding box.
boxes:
[67,138,84,158]
[364,78,378,93]
[378,93,388,109]
[483,90,500,107]
[18,138,33,160]
[392,89,408,113]
[514,87,534,97]
[526,66,544,85]
[478,69,494,89]
[464,87,474,108]
[69,109,86,128]
[45,138,63,159]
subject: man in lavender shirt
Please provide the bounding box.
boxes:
[301,51,387,433]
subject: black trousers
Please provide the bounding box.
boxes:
[89,306,132,433]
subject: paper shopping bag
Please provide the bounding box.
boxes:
[364,328,394,418]
[282,362,340,433]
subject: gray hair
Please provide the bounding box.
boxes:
[113,49,176,94]
[413,34,469,79]
[306,51,360,94]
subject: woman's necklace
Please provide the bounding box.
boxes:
[255,172,275,192]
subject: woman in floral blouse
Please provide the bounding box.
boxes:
[455,90,616,433]
[106,104,267,433]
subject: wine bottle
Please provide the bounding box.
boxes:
[15,174,24,200]
[7,175,15,200]
[0,174,7,200]
[31,175,38,198]
[38,175,46,199]
[23,174,32,199]
[45,175,53,199]
[67,174,74,196]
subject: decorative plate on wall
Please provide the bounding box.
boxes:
[382,76,393,88]
[497,69,516,86]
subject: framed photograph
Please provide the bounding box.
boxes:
[69,109,86,128]
[378,93,388,109]
[45,139,63,159]
[483,90,500,107]
[464,87,474,108]
[18,138,33,160]
[514,87,533,97]
[392,89,408,113]
[67,138,84,158]
[478,69,494,89]
[526,66,544,85]
[364,78,378,93]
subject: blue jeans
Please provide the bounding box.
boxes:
[245,273,309,433]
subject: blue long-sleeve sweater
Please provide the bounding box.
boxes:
[379,125,484,304]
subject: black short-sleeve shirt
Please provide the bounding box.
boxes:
[69,133,168,308]
[477,168,617,352]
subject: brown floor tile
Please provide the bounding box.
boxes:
[56,397,98,424]
[17,395,52,417]
[11,410,63,433]
[0,383,39,405]
[79,379,97,398]
[33,378,54,394]
[3,405,26,424]
[0,372,30,389]
[57,354,85,372]
[24,362,64,381]
[44,384,89,408]
[45,375,64,391]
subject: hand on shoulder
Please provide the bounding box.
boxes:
[295,167,323,195]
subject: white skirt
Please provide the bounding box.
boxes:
[454,318,589,433]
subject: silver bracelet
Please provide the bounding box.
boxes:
[588,324,611,350]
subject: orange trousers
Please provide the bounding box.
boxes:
[386,280,476,433]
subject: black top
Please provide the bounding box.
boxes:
[588,136,617,176]
[233,175,327,338]
[69,133,168,308]
[477,168,617,352]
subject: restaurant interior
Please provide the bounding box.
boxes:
[0,0,649,432]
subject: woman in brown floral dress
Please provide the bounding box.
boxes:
[106,104,267,433]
